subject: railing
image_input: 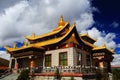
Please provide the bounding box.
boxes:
[13,66,108,74]
[31,66,107,74]
[18,67,29,73]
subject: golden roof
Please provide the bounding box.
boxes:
[34,25,75,47]
[80,36,95,47]
[78,32,95,47]
[93,44,115,54]
[4,43,44,53]
[80,33,96,42]
[4,24,75,53]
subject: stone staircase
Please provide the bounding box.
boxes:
[0,73,19,80]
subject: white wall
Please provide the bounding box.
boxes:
[45,47,90,67]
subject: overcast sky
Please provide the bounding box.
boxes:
[0,0,120,66]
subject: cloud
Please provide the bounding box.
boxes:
[0,0,94,47]
[0,1,28,46]
[110,21,119,28]
[111,54,120,66]
[0,0,23,12]
[76,13,94,31]
[117,44,120,48]
[82,27,117,49]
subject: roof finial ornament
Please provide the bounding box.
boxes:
[103,44,106,48]
[111,48,114,52]
[32,33,35,38]
[73,21,76,26]
[60,15,64,22]
[13,42,17,49]
[86,32,89,36]
[68,20,70,24]
[58,15,65,26]
[24,41,28,46]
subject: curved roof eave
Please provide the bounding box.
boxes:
[4,25,75,53]
[80,33,96,42]
[92,46,115,54]
[4,45,45,54]
[5,24,96,53]
[25,22,69,41]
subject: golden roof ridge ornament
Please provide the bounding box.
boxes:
[103,44,106,48]
[86,32,89,36]
[24,41,28,46]
[110,48,114,52]
[60,15,64,22]
[73,21,76,26]
[58,15,65,26]
[32,33,35,38]
[13,42,17,49]
[68,20,70,24]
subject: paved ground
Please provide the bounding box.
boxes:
[0,73,19,80]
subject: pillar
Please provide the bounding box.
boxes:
[30,60,35,68]
[9,58,12,69]
[98,57,104,68]
[43,54,45,67]
[99,61,104,68]
[30,60,35,73]
[14,58,19,69]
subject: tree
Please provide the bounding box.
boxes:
[70,76,74,80]
[54,68,61,80]
[112,68,120,80]
[17,69,30,80]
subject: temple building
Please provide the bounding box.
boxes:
[4,16,114,80]
[0,57,9,77]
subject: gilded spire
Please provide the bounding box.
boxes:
[32,33,35,38]
[13,42,17,49]
[73,21,76,26]
[68,20,70,24]
[103,44,106,48]
[58,15,65,26]
[24,41,28,46]
[110,48,114,52]
[86,32,89,36]
[60,15,64,22]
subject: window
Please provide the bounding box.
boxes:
[86,55,91,66]
[77,53,82,65]
[59,52,67,66]
[45,54,51,67]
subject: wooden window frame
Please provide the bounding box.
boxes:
[45,54,51,67]
[59,52,68,66]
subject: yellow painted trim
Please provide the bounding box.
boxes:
[92,46,115,54]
